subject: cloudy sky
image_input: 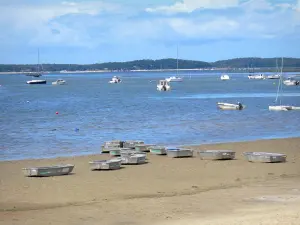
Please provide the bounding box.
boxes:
[1,0,300,64]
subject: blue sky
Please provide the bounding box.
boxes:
[0,0,300,64]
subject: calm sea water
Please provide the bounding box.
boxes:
[0,72,300,161]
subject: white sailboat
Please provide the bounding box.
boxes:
[269,58,299,111]
[26,49,47,85]
[166,45,183,82]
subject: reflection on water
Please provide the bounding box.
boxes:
[0,72,300,160]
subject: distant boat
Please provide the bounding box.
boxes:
[166,76,183,82]
[283,77,300,86]
[248,74,265,79]
[109,76,121,83]
[220,74,230,80]
[157,80,171,91]
[269,58,299,111]
[217,102,245,110]
[267,74,280,79]
[26,80,47,84]
[52,79,66,85]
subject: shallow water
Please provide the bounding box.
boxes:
[0,72,299,161]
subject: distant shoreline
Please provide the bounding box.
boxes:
[1,68,300,75]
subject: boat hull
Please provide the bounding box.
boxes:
[26,80,47,84]
[166,148,193,158]
[243,152,286,163]
[22,164,74,177]
[269,105,293,111]
[217,103,244,110]
[89,159,122,170]
[198,150,235,160]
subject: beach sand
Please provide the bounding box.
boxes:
[1,137,300,225]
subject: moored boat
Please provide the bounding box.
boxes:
[52,79,66,85]
[267,74,280,79]
[26,79,47,84]
[157,80,171,91]
[248,74,265,79]
[217,102,245,110]
[109,76,121,83]
[22,164,74,177]
[165,76,183,82]
[220,74,230,80]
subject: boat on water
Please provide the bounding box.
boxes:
[248,74,265,79]
[220,74,230,80]
[217,102,245,110]
[22,164,74,177]
[166,76,183,82]
[283,77,300,86]
[26,79,47,84]
[109,76,121,83]
[267,74,280,79]
[157,80,171,91]
[52,79,66,85]
[269,58,299,111]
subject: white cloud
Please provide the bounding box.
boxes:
[145,0,239,14]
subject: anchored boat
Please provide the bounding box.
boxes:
[217,102,245,110]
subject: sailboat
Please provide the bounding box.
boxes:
[166,45,183,82]
[26,49,47,84]
[269,58,299,111]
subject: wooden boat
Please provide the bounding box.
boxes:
[119,153,146,165]
[217,102,245,110]
[149,146,167,155]
[243,152,286,163]
[22,164,74,177]
[166,148,193,158]
[89,159,122,170]
[123,140,144,149]
[198,150,235,160]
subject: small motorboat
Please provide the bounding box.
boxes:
[22,164,74,177]
[217,102,245,110]
[267,74,280,79]
[269,105,293,111]
[248,74,265,80]
[52,79,66,85]
[157,80,171,91]
[283,77,300,86]
[198,150,235,160]
[243,152,286,163]
[220,74,230,81]
[165,76,183,82]
[166,147,193,158]
[89,159,122,170]
[109,76,121,83]
[26,79,47,84]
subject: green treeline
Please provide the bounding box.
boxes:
[1,57,300,72]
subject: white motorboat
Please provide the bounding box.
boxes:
[109,76,121,83]
[267,74,280,79]
[26,79,47,84]
[220,74,230,80]
[165,76,183,82]
[157,80,171,91]
[283,77,300,86]
[52,79,66,85]
[248,74,265,79]
[217,102,245,110]
[269,58,299,111]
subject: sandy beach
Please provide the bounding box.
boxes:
[1,137,300,225]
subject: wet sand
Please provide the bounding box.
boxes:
[1,137,300,225]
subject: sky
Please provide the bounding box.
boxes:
[0,0,300,64]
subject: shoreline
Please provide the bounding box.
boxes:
[2,135,300,162]
[1,137,300,225]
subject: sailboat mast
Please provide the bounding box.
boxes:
[37,48,40,73]
[279,57,284,105]
[176,44,178,76]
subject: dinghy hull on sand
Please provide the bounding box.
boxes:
[22,164,74,177]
